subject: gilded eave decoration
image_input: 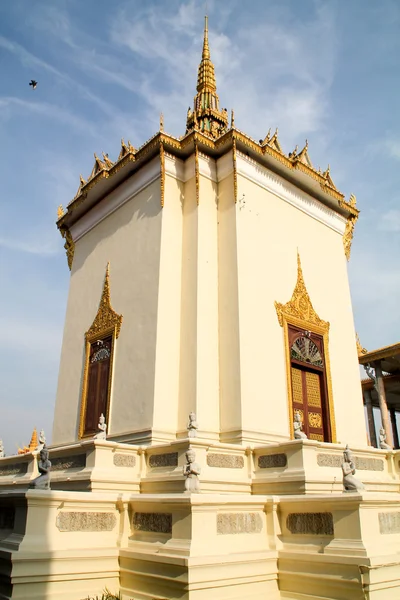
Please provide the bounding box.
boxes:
[356,333,367,356]
[275,252,329,332]
[194,138,200,205]
[59,227,75,271]
[232,136,238,203]
[86,263,123,341]
[340,194,359,261]
[160,141,165,208]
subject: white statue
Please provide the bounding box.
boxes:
[294,412,307,439]
[187,412,198,438]
[94,413,107,440]
[379,427,392,450]
[183,449,201,493]
[37,429,46,452]
[342,445,364,492]
[0,440,4,458]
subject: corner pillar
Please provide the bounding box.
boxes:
[374,361,393,447]
[390,408,399,449]
[364,390,377,447]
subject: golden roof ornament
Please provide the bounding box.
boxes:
[186,16,229,139]
[356,333,367,356]
[349,193,357,208]
[102,152,114,168]
[57,205,64,220]
[231,109,235,128]
[160,113,164,132]
[18,427,38,455]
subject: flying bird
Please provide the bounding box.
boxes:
[29,80,37,89]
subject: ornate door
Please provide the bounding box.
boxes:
[83,336,112,436]
[289,328,331,442]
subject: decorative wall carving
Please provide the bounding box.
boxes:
[355,457,384,471]
[0,508,15,529]
[85,263,123,341]
[275,253,329,331]
[113,453,136,467]
[317,454,342,467]
[133,512,172,534]
[317,454,384,471]
[207,454,244,469]
[287,513,334,535]
[258,454,287,469]
[51,454,86,471]
[0,463,28,477]
[56,512,117,532]
[217,513,263,535]
[149,452,178,468]
[379,512,400,534]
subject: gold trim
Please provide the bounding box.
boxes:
[194,138,200,205]
[356,332,367,356]
[160,142,165,208]
[78,263,122,439]
[232,136,238,203]
[60,227,75,271]
[275,253,336,442]
[343,213,358,261]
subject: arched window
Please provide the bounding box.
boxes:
[289,328,331,442]
[291,337,324,367]
[83,336,113,436]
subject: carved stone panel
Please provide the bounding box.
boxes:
[133,513,172,534]
[355,457,384,471]
[317,454,342,468]
[56,512,116,532]
[149,452,178,468]
[113,454,136,467]
[258,454,287,469]
[317,454,384,471]
[217,513,263,535]
[51,454,86,471]
[379,512,400,534]
[0,508,15,529]
[286,513,334,535]
[207,454,244,469]
[0,463,28,477]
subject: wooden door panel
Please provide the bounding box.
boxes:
[291,366,325,441]
[83,336,112,436]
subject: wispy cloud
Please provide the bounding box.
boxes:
[379,209,400,232]
[0,236,60,255]
[0,96,96,134]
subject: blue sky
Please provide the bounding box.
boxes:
[0,0,399,453]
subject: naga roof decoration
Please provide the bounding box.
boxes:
[294,141,313,168]
[260,128,283,153]
[118,138,136,160]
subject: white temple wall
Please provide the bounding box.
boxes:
[232,154,366,446]
[52,174,162,445]
[217,169,243,438]
[195,165,220,438]
[152,172,184,437]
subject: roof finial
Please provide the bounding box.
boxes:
[202,15,210,60]
[160,112,164,131]
[231,109,235,128]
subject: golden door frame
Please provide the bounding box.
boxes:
[78,263,123,439]
[275,253,336,443]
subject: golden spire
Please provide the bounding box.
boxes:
[186,16,228,139]
[196,16,216,92]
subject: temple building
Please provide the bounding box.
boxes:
[358,340,400,449]
[1,16,400,600]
